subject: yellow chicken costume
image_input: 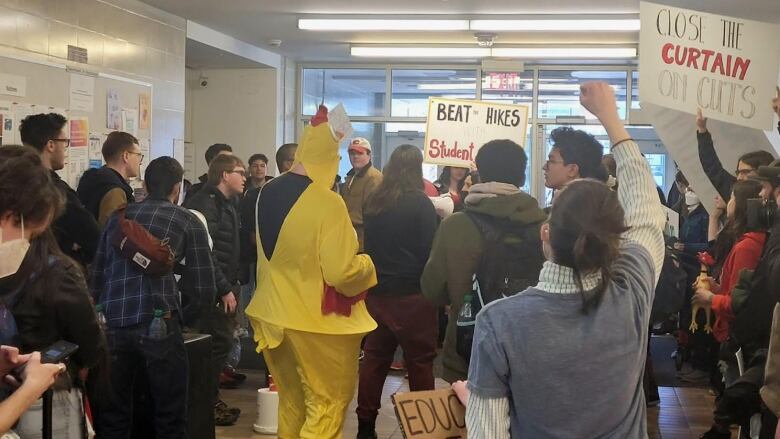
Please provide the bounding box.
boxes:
[245,105,377,439]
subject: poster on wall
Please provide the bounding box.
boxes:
[139,93,151,130]
[107,88,121,130]
[122,108,138,137]
[68,118,90,188]
[69,73,95,112]
[639,2,780,130]
[423,98,529,167]
[0,101,12,145]
[88,133,103,169]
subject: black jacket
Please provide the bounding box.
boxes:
[731,210,780,352]
[184,185,240,297]
[238,186,261,283]
[77,166,134,222]
[364,191,438,295]
[697,131,736,202]
[50,171,100,267]
[185,174,208,204]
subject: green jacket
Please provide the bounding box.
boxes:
[421,191,547,382]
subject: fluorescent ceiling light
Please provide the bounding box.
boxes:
[491,47,636,58]
[418,83,477,90]
[351,47,491,58]
[470,19,640,32]
[299,19,469,31]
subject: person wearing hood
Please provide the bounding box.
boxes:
[245,106,377,438]
[77,131,141,227]
[421,139,546,383]
[341,137,383,252]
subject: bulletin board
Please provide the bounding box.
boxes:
[0,54,152,189]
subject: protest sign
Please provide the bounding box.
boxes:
[424,98,529,167]
[639,2,780,130]
[392,389,466,439]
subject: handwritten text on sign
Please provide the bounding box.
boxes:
[424,98,529,167]
[392,389,466,439]
[639,2,780,130]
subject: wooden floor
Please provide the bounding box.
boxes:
[217,371,733,439]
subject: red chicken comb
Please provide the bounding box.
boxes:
[697,252,716,266]
[310,105,329,127]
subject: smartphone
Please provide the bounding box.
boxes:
[40,340,78,364]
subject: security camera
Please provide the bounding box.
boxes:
[199,74,208,88]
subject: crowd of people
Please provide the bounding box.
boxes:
[0,80,780,439]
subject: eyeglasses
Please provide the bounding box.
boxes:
[735,169,754,177]
[128,151,144,162]
[51,138,70,147]
[227,170,246,177]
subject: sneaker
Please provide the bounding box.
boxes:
[223,366,247,383]
[357,418,377,439]
[390,361,405,371]
[214,402,240,426]
[699,425,731,439]
[216,399,241,416]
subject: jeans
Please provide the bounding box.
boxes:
[97,318,188,439]
[199,301,233,403]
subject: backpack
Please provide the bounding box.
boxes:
[650,248,687,325]
[455,211,544,362]
[111,205,174,275]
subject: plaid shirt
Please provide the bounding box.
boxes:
[90,198,217,328]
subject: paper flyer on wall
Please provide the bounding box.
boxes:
[69,73,95,113]
[68,118,90,188]
[139,138,150,176]
[122,108,138,137]
[0,101,12,145]
[139,93,151,130]
[107,88,121,130]
[88,133,103,168]
[183,142,195,181]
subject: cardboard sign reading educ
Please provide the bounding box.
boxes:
[392,389,466,439]
[639,2,780,130]
[424,98,529,167]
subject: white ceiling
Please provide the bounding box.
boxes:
[141,0,780,64]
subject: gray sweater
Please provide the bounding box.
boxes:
[466,139,666,438]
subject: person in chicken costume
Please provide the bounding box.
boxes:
[245,105,378,438]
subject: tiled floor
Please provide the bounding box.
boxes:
[217,371,735,439]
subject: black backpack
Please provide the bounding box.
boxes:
[455,211,545,362]
[650,248,687,325]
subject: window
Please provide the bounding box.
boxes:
[644,153,666,189]
[537,70,627,120]
[302,68,386,117]
[391,69,477,117]
[631,71,640,110]
[481,70,534,107]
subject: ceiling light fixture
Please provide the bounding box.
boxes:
[351,46,636,59]
[351,47,491,58]
[491,47,637,58]
[299,19,470,31]
[470,19,640,32]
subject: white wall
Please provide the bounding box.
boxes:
[0,0,186,158]
[185,68,279,179]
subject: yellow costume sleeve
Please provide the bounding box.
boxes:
[319,201,377,297]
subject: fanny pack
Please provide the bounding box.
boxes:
[111,205,174,275]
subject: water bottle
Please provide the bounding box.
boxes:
[95,304,108,332]
[147,309,167,340]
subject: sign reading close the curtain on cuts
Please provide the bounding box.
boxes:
[424,98,529,167]
[639,2,780,130]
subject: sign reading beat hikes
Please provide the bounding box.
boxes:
[639,2,780,130]
[424,98,529,167]
[392,389,467,439]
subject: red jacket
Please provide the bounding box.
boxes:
[711,231,766,342]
